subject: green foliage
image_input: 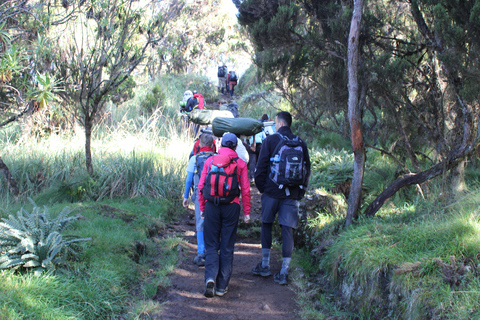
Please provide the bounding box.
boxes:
[0,199,90,275]
[309,148,354,191]
[315,188,480,318]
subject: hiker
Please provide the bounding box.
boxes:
[226,71,238,96]
[230,132,249,165]
[217,64,228,94]
[248,126,266,182]
[252,111,311,285]
[243,136,256,181]
[261,114,276,136]
[183,133,216,266]
[189,127,217,159]
[193,90,205,110]
[198,132,251,298]
[181,90,200,137]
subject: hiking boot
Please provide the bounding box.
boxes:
[274,272,288,285]
[204,279,215,298]
[215,287,228,297]
[252,262,271,277]
[193,253,205,266]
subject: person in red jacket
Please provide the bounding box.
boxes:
[198,132,251,298]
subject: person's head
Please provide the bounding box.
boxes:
[199,133,214,148]
[193,90,198,95]
[275,111,292,131]
[183,90,193,102]
[261,114,269,121]
[221,132,238,149]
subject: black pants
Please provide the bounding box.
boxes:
[204,201,240,290]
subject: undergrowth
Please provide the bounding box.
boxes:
[297,184,480,319]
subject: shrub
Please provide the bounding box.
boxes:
[0,199,90,276]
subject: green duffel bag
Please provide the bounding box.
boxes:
[188,109,234,125]
[212,117,264,137]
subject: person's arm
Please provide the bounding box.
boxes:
[183,171,194,201]
[198,158,211,214]
[238,160,251,221]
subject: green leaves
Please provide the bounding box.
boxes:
[0,199,90,275]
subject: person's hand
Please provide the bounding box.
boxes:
[244,214,250,223]
[200,211,205,219]
[182,198,189,208]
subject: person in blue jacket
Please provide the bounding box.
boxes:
[182,133,216,266]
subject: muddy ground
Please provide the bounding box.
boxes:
[153,186,300,319]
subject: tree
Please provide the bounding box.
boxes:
[345,0,365,226]
[238,0,480,220]
[147,0,251,77]
[51,0,183,175]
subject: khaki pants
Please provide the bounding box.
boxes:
[218,77,226,91]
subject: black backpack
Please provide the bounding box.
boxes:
[269,133,307,189]
[229,71,238,81]
[218,66,226,77]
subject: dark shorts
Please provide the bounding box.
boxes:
[261,193,299,229]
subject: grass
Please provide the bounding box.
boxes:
[291,187,480,319]
[0,199,186,319]
[2,72,480,319]
[0,73,200,318]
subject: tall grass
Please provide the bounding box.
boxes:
[0,74,201,319]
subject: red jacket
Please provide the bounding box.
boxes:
[198,147,251,215]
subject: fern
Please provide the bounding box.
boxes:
[0,198,90,275]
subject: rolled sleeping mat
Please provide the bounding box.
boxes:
[212,117,264,137]
[187,109,234,125]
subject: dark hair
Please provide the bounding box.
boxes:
[276,111,292,127]
[261,114,269,121]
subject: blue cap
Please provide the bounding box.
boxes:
[221,132,237,148]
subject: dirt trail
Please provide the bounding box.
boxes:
[154,187,299,319]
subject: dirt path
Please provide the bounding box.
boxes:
[154,187,299,319]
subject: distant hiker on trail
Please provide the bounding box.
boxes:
[217,64,228,94]
[193,90,205,110]
[252,111,311,285]
[198,132,251,298]
[226,71,238,96]
[183,133,216,267]
[180,90,200,137]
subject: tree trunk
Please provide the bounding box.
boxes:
[85,117,94,176]
[450,159,467,195]
[364,149,476,217]
[345,0,365,227]
[0,157,19,196]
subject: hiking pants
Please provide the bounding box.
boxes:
[260,193,299,258]
[193,188,205,254]
[218,77,226,92]
[204,201,240,290]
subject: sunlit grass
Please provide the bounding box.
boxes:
[313,188,480,318]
